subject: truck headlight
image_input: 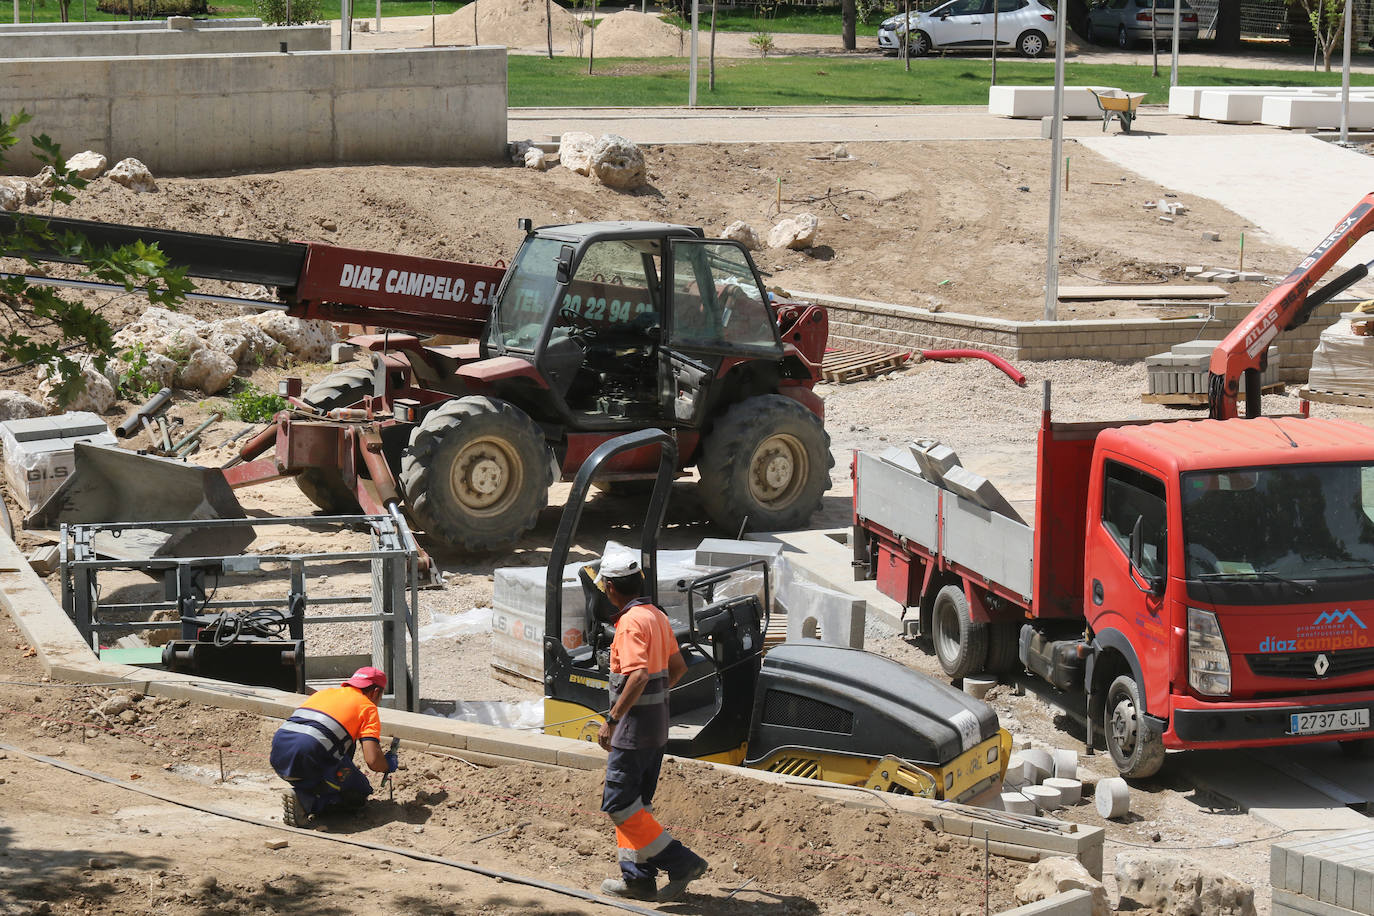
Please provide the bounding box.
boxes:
[1188,607,1231,696]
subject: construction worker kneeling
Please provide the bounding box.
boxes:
[270,666,398,827]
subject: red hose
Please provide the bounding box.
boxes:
[920,349,1027,387]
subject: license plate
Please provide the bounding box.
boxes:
[1290,708,1370,735]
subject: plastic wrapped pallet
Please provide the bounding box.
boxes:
[1307,319,1374,396]
[0,413,116,510]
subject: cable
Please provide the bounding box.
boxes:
[0,739,662,916]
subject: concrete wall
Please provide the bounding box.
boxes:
[810,290,1343,383]
[0,24,330,58]
[0,47,508,174]
[0,17,261,33]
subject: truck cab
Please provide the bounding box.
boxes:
[1080,416,1374,774]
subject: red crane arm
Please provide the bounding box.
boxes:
[1208,192,1374,419]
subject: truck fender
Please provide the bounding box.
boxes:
[962,580,993,624]
[1086,628,1147,715]
[776,384,824,420]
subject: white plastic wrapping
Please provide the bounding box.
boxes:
[1307,319,1374,396]
[0,413,116,510]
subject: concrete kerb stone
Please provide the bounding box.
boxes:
[999,888,1095,916]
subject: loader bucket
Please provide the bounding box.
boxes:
[27,444,249,559]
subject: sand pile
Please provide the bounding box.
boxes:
[589,9,684,57]
[434,0,584,50]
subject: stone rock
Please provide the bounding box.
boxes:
[524,148,549,171]
[1014,856,1109,916]
[768,213,820,250]
[507,138,539,164]
[113,307,208,362]
[38,356,116,414]
[1114,853,1256,916]
[559,131,597,176]
[0,184,18,212]
[590,134,647,190]
[0,390,46,420]
[66,151,108,180]
[204,317,280,367]
[32,166,56,189]
[246,312,339,362]
[114,349,176,392]
[174,348,237,395]
[107,158,158,193]
[720,220,762,251]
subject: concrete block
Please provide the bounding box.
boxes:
[1022,748,1053,782]
[988,85,1122,119]
[911,440,961,485]
[1241,271,1265,282]
[1044,777,1082,805]
[331,342,360,364]
[694,537,784,571]
[1095,777,1129,819]
[1052,748,1077,779]
[27,545,59,577]
[1024,784,1063,810]
[1002,791,1037,815]
[1202,231,1222,242]
[1185,265,1205,277]
[941,464,1024,523]
[998,888,1095,916]
[964,675,997,700]
[1262,95,1374,130]
[782,576,865,649]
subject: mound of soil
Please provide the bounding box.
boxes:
[589,9,685,57]
[435,0,585,51]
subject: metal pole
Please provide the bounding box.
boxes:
[12,0,16,24]
[1043,0,1067,321]
[688,0,699,107]
[376,0,381,32]
[341,0,352,49]
[286,0,290,24]
[1341,0,1353,142]
[1169,0,1180,85]
[1151,0,1158,75]
[991,0,999,85]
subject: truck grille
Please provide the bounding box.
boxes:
[1246,647,1374,679]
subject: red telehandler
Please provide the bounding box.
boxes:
[853,194,1374,778]
[3,214,833,554]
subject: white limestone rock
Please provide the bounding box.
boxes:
[768,213,820,250]
[720,220,762,251]
[246,312,339,363]
[66,151,108,180]
[1014,857,1109,916]
[1114,854,1256,916]
[0,390,46,420]
[524,148,549,171]
[591,134,647,190]
[113,308,209,361]
[205,317,281,367]
[38,356,116,413]
[174,348,237,395]
[0,184,18,212]
[114,349,177,392]
[107,158,158,193]
[559,131,597,176]
[508,138,539,164]
[32,166,56,189]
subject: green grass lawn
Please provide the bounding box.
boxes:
[510,54,1374,107]
[7,0,461,23]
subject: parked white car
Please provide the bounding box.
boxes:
[878,0,1058,58]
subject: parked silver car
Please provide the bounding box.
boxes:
[878,0,1058,58]
[1085,0,1199,48]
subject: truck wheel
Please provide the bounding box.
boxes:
[984,621,1022,674]
[302,366,376,412]
[295,467,360,514]
[932,584,988,679]
[698,394,833,534]
[399,396,552,552]
[1104,674,1165,779]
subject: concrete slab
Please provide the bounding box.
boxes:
[748,527,904,633]
[1180,750,1372,831]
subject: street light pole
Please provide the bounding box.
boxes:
[1169,0,1181,85]
[1043,0,1067,321]
[688,0,699,107]
[1341,0,1353,143]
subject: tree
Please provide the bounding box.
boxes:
[1295,0,1345,71]
[842,0,857,49]
[0,111,191,407]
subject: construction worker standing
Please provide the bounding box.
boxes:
[270,666,398,827]
[595,549,709,902]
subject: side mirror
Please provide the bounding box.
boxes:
[556,245,574,285]
[1129,516,1165,596]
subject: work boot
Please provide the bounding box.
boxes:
[658,855,708,902]
[599,876,657,901]
[282,791,312,828]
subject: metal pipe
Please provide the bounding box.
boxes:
[172,411,222,453]
[116,387,173,439]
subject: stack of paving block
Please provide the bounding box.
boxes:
[1145,339,1279,398]
[1272,829,1374,916]
[0,413,116,511]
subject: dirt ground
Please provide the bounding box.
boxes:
[0,116,1354,914]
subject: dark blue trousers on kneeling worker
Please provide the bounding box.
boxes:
[270,729,373,816]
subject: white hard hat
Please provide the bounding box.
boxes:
[599,546,642,580]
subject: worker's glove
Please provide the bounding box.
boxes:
[385,751,399,773]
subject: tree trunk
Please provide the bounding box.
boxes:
[588,0,596,73]
[709,0,717,90]
[842,0,856,49]
[1213,0,1241,49]
[546,0,553,58]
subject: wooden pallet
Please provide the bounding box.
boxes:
[1300,387,1374,408]
[1141,382,1285,406]
[821,347,912,383]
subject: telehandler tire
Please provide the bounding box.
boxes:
[1104,674,1165,780]
[302,366,376,412]
[399,396,552,552]
[293,366,379,512]
[698,394,832,534]
[931,584,988,680]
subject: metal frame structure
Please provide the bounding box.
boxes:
[59,514,422,711]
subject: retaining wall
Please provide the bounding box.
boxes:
[0,46,508,174]
[809,290,1342,384]
[0,17,262,33]
[0,23,330,58]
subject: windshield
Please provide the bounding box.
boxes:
[1182,462,1374,603]
[489,237,563,352]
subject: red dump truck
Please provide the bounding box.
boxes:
[853,193,1374,778]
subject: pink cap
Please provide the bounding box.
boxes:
[342,666,387,690]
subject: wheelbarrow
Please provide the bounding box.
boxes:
[1089,88,1146,133]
